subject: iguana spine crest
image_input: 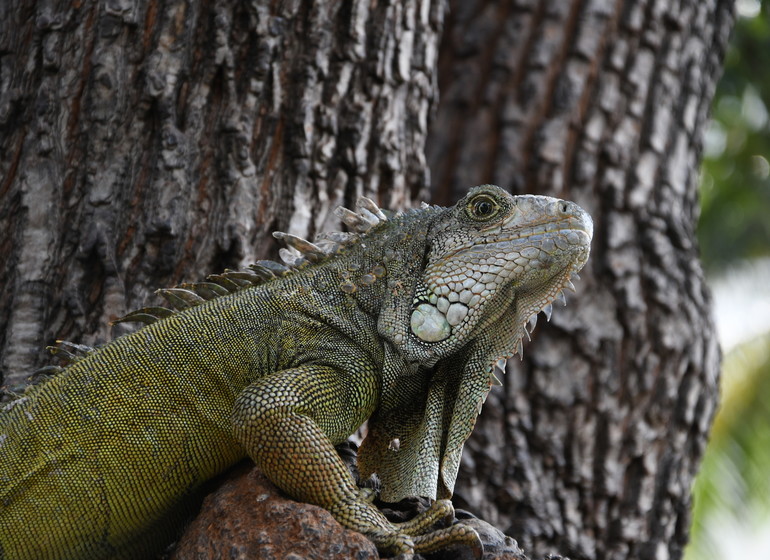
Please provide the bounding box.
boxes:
[113,197,391,327]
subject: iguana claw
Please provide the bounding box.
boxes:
[413,523,483,558]
[377,499,483,559]
[396,498,455,535]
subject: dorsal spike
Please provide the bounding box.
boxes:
[527,314,538,333]
[335,206,374,233]
[205,274,242,292]
[272,232,326,262]
[313,239,342,255]
[314,231,357,256]
[357,196,388,222]
[38,339,96,373]
[318,231,357,244]
[247,264,278,281]
[219,271,263,285]
[114,311,169,325]
[31,364,65,378]
[357,208,382,228]
[279,248,304,267]
[564,280,577,293]
[112,306,176,325]
[254,260,290,275]
[45,347,80,363]
[51,340,95,357]
[156,288,205,310]
[155,291,191,310]
[179,282,230,299]
[216,272,252,288]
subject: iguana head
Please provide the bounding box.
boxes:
[364,185,593,502]
[381,184,593,365]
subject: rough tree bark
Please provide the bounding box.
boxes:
[431,2,731,559]
[0,0,441,387]
[0,1,731,559]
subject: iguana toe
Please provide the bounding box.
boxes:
[413,523,483,558]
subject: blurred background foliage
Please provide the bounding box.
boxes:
[687,0,770,558]
[688,337,770,557]
[699,0,770,271]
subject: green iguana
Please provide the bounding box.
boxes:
[0,185,592,559]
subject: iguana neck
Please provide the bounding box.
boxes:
[317,206,443,320]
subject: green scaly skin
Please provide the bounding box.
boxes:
[0,185,592,559]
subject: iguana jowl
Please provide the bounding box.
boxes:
[0,185,592,559]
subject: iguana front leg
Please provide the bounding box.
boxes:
[230,364,482,557]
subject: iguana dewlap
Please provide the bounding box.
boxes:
[0,185,592,559]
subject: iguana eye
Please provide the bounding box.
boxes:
[466,194,500,221]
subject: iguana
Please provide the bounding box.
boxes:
[0,185,592,559]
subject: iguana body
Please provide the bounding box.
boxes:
[0,185,592,559]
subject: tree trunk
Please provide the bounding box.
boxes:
[0,0,442,388]
[429,1,732,559]
[0,1,731,559]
